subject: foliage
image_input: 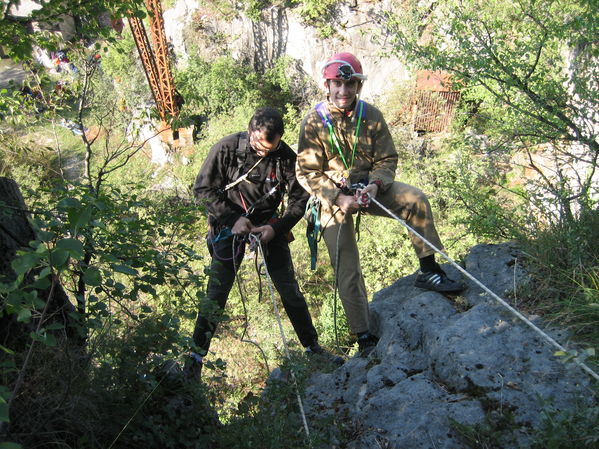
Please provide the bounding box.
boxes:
[521,209,599,347]
[0,39,219,447]
[0,181,211,447]
[0,0,145,61]
[385,0,599,222]
[175,54,311,129]
[175,55,259,119]
[386,0,597,148]
[100,30,152,108]
[532,398,599,448]
[215,351,338,448]
[287,0,338,37]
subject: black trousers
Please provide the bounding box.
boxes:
[192,233,318,354]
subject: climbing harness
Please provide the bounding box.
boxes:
[210,132,286,257]
[249,233,314,447]
[364,193,599,383]
[225,157,263,191]
[315,100,365,171]
[209,227,245,262]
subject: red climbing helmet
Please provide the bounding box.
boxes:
[322,52,367,81]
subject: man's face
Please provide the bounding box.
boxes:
[249,130,281,157]
[326,78,361,110]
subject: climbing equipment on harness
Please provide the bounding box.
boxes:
[315,100,365,171]
[231,133,285,214]
[304,181,368,269]
[305,196,321,270]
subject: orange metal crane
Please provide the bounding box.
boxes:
[128,0,186,143]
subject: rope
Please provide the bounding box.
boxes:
[232,235,270,376]
[333,221,344,354]
[107,351,187,449]
[248,234,314,448]
[368,195,599,383]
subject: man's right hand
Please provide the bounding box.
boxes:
[232,216,253,236]
[335,193,360,214]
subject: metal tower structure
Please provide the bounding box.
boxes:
[128,0,179,124]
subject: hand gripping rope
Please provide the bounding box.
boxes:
[358,188,599,383]
[248,233,314,448]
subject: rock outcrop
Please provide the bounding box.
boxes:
[302,243,595,448]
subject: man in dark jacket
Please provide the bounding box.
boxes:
[187,107,342,379]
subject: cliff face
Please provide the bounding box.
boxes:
[163,0,410,101]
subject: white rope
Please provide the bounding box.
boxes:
[368,196,599,383]
[232,235,271,375]
[248,234,314,448]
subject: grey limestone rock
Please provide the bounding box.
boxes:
[301,243,595,448]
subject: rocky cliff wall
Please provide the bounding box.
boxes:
[163,0,410,101]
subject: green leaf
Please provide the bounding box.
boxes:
[111,264,138,276]
[0,442,22,449]
[49,248,69,268]
[17,308,31,323]
[83,267,102,286]
[11,253,40,276]
[30,331,57,347]
[93,199,108,211]
[38,266,52,279]
[0,345,15,355]
[37,230,56,242]
[0,402,9,423]
[31,277,51,289]
[57,197,81,209]
[68,204,93,231]
[56,238,84,260]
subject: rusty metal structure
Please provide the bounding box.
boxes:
[411,70,461,134]
[128,0,179,125]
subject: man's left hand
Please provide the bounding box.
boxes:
[356,183,378,207]
[251,225,275,243]
[361,183,379,199]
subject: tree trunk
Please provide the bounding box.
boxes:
[0,177,78,350]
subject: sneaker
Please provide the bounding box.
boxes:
[357,332,379,356]
[414,269,465,293]
[305,343,345,366]
[183,352,203,382]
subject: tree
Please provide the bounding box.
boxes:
[0,0,145,61]
[384,0,598,221]
[0,38,212,448]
